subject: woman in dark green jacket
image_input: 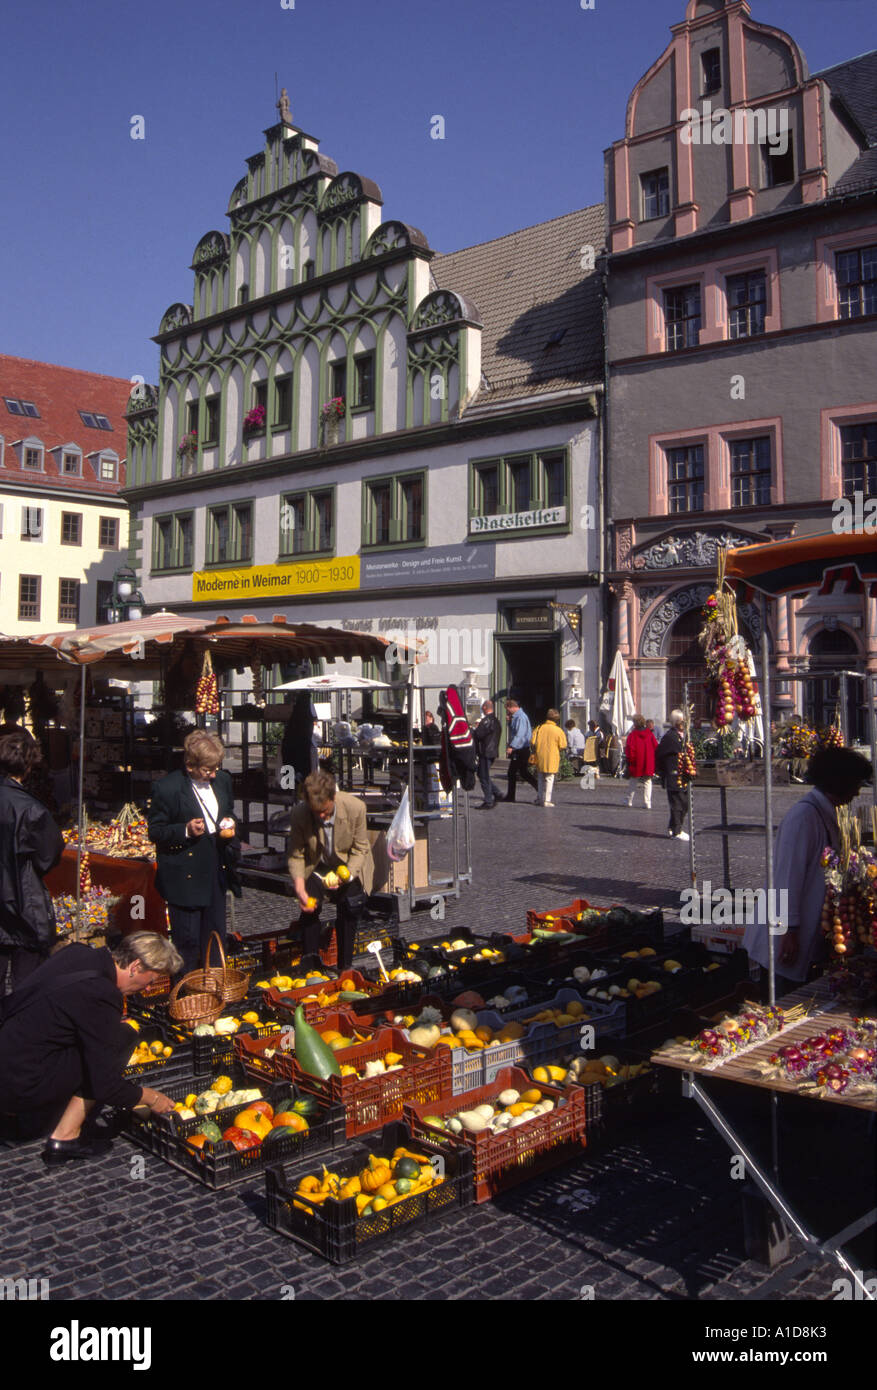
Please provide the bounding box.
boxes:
[147,731,241,977]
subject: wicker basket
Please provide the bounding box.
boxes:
[180,931,250,1006]
[167,976,224,1028]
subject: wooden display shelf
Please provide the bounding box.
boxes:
[652,1005,877,1111]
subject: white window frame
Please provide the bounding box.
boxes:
[21,504,44,541]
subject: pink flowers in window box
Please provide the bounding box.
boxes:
[320,397,345,421]
[243,404,266,434]
[177,430,198,460]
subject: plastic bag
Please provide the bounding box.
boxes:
[386,788,416,861]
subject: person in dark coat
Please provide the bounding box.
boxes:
[655,710,689,840]
[0,932,181,1160]
[280,692,319,791]
[421,711,442,746]
[0,732,65,995]
[147,730,242,978]
[473,700,503,808]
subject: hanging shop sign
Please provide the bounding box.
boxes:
[192,558,360,602]
[469,506,566,535]
[507,606,554,632]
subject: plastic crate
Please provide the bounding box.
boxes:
[233,1011,380,1083]
[650,939,749,1007]
[121,1017,191,1086]
[264,1120,473,1264]
[192,1016,285,1076]
[526,900,664,949]
[403,1065,588,1203]
[266,970,393,1025]
[121,1070,346,1189]
[286,1027,454,1137]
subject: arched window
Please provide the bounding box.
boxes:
[665,610,704,718]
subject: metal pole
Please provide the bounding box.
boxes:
[839,670,848,745]
[869,672,877,811]
[762,598,775,1008]
[720,784,731,892]
[684,681,695,889]
[74,669,86,942]
[408,667,416,915]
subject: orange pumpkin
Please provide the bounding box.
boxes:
[360,1163,392,1193]
[273,1112,308,1132]
[186,1133,210,1151]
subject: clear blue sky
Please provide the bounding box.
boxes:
[2,0,873,384]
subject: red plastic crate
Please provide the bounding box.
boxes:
[265,969,385,1025]
[526,898,610,947]
[233,1011,379,1082]
[403,1065,587,1203]
[284,1026,453,1137]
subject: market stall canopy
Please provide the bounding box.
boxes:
[725,532,877,598]
[274,673,392,692]
[0,614,408,676]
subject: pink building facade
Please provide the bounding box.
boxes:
[604,0,877,737]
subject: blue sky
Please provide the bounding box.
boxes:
[2,0,873,384]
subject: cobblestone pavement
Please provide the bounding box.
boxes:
[1,775,874,1302]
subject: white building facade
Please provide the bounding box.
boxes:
[125,97,605,733]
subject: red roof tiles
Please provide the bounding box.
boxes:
[0,355,130,494]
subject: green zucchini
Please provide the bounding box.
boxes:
[293,1005,341,1080]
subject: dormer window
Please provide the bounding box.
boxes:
[62,450,82,476]
[23,442,44,470]
[91,452,119,482]
[701,48,721,95]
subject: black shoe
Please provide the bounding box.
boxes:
[42,1135,111,1165]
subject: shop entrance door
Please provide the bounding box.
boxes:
[496,636,558,738]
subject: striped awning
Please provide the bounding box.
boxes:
[725,531,877,599]
[0,614,407,674]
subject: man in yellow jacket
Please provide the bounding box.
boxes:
[531,709,568,807]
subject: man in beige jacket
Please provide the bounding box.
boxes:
[287,770,374,970]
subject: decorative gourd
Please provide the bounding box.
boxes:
[196,1120,222,1143]
[360,1164,392,1193]
[457,1110,490,1133]
[393,1156,420,1180]
[497,1089,520,1107]
[450,1008,478,1033]
[293,1004,341,1079]
[409,1024,441,1049]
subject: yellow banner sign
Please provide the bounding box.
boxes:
[192,557,360,602]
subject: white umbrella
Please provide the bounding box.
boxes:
[274,673,392,691]
[599,649,636,735]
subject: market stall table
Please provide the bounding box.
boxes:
[652,998,877,1297]
[45,847,167,937]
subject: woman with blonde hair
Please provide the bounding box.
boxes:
[530,709,568,808]
[147,731,242,976]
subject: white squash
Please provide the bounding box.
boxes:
[447,1117,463,1134]
[473,1103,495,1121]
[409,1024,441,1049]
[363,1059,386,1077]
[497,1089,520,1106]
[450,1008,478,1033]
[457,1110,490,1133]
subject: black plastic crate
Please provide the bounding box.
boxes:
[264,1120,473,1264]
[121,1068,346,1188]
[122,1016,192,1086]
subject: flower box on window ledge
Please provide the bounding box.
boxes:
[242,405,266,438]
[176,432,198,473]
[320,398,345,447]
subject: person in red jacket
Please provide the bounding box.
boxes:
[625,715,659,809]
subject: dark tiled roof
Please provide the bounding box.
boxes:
[0,356,129,493]
[816,50,877,145]
[834,145,877,194]
[431,204,606,406]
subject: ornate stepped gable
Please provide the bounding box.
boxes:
[148,96,483,469]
